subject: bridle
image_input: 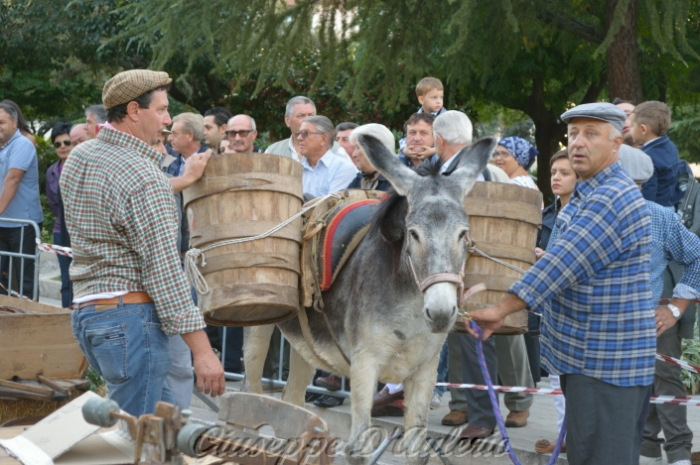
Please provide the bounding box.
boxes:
[406,234,471,310]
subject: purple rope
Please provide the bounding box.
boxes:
[470,320,566,465]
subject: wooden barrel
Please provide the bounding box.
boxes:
[183,153,303,326]
[455,182,542,336]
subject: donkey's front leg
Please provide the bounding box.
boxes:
[400,351,440,465]
[345,353,380,465]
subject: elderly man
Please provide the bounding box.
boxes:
[265,96,317,161]
[0,101,44,299]
[298,115,357,199]
[85,104,107,140]
[61,70,225,417]
[469,103,655,465]
[427,111,535,434]
[226,115,260,153]
[70,124,89,147]
[203,107,232,154]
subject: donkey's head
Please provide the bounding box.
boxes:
[357,135,496,333]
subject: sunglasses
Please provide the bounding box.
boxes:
[294,131,324,139]
[53,141,72,148]
[226,130,253,138]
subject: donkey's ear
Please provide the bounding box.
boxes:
[356,135,418,196]
[450,137,497,198]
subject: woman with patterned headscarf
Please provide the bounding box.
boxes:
[493,136,539,190]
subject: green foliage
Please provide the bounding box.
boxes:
[85,367,106,395]
[681,335,700,394]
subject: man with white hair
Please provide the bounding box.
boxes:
[425,110,535,436]
[84,104,107,140]
[226,115,260,153]
[617,145,700,465]
[69,124,89,147]
[297,115,357,199]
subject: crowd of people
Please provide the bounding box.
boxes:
[1,69,699,465]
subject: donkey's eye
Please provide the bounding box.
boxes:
[409,229,420,241]
[458,230,468,240]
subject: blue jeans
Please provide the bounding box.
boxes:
[53,232,73,308]
[72,302,174,416]
[433,340,449,395]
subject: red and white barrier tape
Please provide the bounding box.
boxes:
[656,353,700,375]
[35,239,73,258]
[435,383,700,406]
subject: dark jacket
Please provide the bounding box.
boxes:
[346,172,392,191]
[164,146,207,254]
[537,200,560,250]
[640,135,684,207]
[46,161,63,232]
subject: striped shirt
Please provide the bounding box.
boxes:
[60,127,204,336]
[510,161,655,387]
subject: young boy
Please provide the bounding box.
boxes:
[399,76,446,161]
[630,100,683,207]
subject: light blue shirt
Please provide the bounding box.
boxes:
[0,130,44,227]
[647,200,700,303]
[301,150,358,199]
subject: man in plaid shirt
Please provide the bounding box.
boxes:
[469,103,656,465]
[61,70,224,416]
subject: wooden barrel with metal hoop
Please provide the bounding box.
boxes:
[455,182,542,335]
[183,152,303,326]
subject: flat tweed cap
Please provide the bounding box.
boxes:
[102,69,172,109]
[618,144,654,184]
[560,102,626,133]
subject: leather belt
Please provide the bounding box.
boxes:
[76,292,153,311]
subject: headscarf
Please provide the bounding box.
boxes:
[498,137,539,170]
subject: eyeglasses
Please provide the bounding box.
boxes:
[53,141,72,148]
[492,150,512,159]
[226,130,253,138]
[294,131,324,139]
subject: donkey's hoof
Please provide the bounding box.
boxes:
[344,443,370,465]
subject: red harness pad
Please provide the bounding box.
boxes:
[318,199,380,291]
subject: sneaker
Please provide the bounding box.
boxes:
[639,457,662,465]
[669,460,692,465]
[429,392,442,409]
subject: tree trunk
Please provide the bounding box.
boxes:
[606,0,643,103]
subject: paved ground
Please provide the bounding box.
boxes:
[184,375,700,465]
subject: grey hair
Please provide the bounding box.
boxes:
[349,123,396,154]
[285,96,315,117]
[433,110,473,145]
[173,112,204,141]
[0,102,18,121]
[609,125,622,140]
[303,115,335,143]
[85,105,107,124]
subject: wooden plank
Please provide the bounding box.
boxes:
[38,376,70,395]
[0,379,55,397]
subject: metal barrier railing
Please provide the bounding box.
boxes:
[220,328,351,398]
[0,218,41,301]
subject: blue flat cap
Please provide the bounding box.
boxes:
[618,144,653,184]
[560,102,626,133]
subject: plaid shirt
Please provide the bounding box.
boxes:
[60,128,204,336]
[510,161,655,387]
[647,200,700,303]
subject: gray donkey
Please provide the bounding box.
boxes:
[243,135,496,465]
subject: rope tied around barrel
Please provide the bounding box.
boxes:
[185,193,342,295]
[467,241,528,275]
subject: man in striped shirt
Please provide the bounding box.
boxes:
[61,70,225,416]
[469,103,656,465]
